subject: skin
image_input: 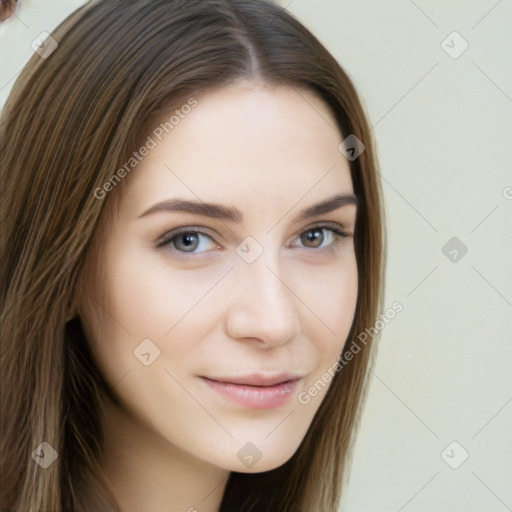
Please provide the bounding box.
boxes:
[78,82,358,512]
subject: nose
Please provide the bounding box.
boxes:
[224,256,301,347]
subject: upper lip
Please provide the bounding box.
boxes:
[202,373,303,387]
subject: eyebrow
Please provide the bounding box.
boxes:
[138,193,358,223]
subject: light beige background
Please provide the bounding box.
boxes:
[1,1,511,511]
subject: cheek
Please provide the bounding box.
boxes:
[100,243,225,342]
[318,268,357,337]
[291,256,357,409]
[84,242,233,389]
[288,252,358,348]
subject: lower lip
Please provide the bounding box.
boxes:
[201,378,300,410]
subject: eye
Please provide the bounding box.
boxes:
[293,224,349,250]
[155,223,350,258]
[156,228,218,255]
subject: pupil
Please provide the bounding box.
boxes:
[302,229,323,247]
[176,233,198,251]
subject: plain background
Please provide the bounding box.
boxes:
[1,1,511,511]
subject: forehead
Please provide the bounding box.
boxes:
[122,84,353,218]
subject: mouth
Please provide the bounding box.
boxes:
[200,373,303,410]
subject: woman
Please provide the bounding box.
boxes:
[0,1,384,510]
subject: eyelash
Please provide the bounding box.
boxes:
[155,222,350,259]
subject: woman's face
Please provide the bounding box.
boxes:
[79,83,358,473]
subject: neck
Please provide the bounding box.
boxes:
[99,401,229,512]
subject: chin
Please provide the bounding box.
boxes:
[234,450,297,474]
[207,429,306,474]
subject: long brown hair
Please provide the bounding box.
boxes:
[0,1,384,510]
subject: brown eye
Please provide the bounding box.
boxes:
[293,224,348,250]
[300,228,325,248]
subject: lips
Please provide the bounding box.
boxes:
[200,373,303,410]
[205,373,302,387]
